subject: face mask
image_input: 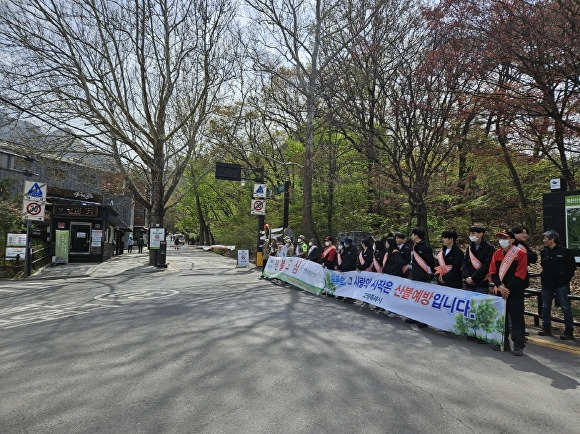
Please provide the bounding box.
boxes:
[325,241,331,246]
[286,242,290,245]
[469,235,478,243]
[338,245,343,251]
[498,239,510,248]
[309,242,313,246]
[297,239,302,243]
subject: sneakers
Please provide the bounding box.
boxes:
[560,329,575,340]
[512,347,524,356]
[538,328,552,336]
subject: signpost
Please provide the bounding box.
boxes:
[22,181,47,275]
[22,181,47,221]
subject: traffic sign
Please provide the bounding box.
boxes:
[22,198,45,221]
[24,181,47,200]
[253,183,267,198]
[251,199,266,215]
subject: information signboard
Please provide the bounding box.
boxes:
[149,228,166,250]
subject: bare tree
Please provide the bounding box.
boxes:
[0,0,237,226]
[242,0,378,239]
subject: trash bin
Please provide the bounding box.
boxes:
[157,240,167,268]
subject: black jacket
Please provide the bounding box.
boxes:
[462,239,495,288]
[540,244,576,289]
[515,241,538,288]
[382,249,405,277]
[338,245,358,271]
[307,245,320,262]
[437,244,465,289]
[411,240,435,282]
[356,247,374,271]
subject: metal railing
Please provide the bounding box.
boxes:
[524,273,579,328]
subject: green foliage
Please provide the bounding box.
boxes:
[453,298,502,342]
[0,178,26,251]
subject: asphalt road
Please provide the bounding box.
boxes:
[1,249,579,433]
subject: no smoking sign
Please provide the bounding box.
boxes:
[250,199,266,215]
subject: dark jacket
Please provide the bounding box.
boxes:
[515,241,538,288]
[411,240,435,282]
[398,242,412,264]
[382,248,405,277]
[489,246,528,297]
[540,243,576,289]
[356,247,374,271]
[307,245,320,262]
[462,239,495,288]
[339,245,358,271]
[436,244,465,289]
[373,249,387,272]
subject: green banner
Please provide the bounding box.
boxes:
[565,195,580,206]
[55,230,70,263]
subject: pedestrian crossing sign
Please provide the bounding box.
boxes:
[253,183,267,198]
[24,181,47,200]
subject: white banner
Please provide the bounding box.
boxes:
[265,257,506,345]
[263,256,326,294]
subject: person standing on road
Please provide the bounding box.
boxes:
[435,230,464,289]
[294,235,308,258]
[284,236,294,257]
[512,226,538,340]
[489,230,528,356]
[512,226,538,288]
[406,227,435,328]
[395,232,411,277]
[338,238,358,272]
[137,236,144,253]
[462,226,495,294]
[307,238,320,262]
[356,237,374,272]
[538,230,576,340]
[321,236,337,269]
[382,236,405,277]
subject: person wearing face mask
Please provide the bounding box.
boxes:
[284,236,294,257]
[321,236,338,269]
[276,237,288,257]
[295,235,308,258]
[338,238,358,272]
[462,226,495,294]
[306,238,320,262]
[489,230,528,356]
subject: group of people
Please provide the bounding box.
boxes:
[264,226,577,356]
[127,236,145,253]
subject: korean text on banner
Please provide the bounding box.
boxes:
[265,257,506,345]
